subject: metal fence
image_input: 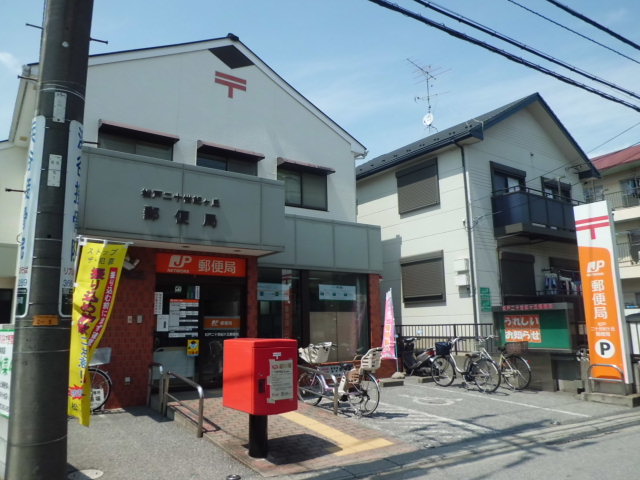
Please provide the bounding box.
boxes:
[395,323,497,354]
[627,315,640,362]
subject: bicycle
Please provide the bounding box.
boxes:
[496,339,532,390]
[297,343,382,416]
[431,336,501,392]
[88,347,113,411]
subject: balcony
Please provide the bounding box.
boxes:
[491,188,579,244]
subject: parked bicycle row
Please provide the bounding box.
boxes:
[400,335,532,392]
[294,335,531,421]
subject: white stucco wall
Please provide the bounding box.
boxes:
[80,45,360,223]
[465,108,585,317]
[357,103,588,327]
[0,143,25,284]
[358,145,475,325]
[11,40,364,229]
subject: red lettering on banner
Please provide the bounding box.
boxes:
[575,215,610,240]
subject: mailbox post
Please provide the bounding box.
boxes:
[223,338,298,457]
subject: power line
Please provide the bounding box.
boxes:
[366,0,640,113]
[411,0,640,102]
[544,0,640,52]
[587,121,640,154]
[505,0,640,66]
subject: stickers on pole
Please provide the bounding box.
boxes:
[15,116,45,318]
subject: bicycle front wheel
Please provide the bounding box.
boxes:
[298,372,323,405]
[431,356,455,386]
[89,368,112,411]
[501,355,532,390]
[472,358,501,393]
[348,372,380,416]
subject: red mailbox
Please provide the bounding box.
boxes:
[223,338,298,415]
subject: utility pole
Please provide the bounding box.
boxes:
[6,1,94,479]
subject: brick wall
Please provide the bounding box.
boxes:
[368,273,382,351]
[100,246,156,409]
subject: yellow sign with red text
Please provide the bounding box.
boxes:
[68,241,128,426]
[574,202,630,384]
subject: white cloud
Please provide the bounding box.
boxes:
[0,52,22,75]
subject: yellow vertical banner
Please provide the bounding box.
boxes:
[68,241,128,426]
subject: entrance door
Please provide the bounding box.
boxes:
[154,275,245,388]
[198,282,244,387]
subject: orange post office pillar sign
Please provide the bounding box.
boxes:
[574,202,632,387]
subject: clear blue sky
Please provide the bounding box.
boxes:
[1,0,639,160]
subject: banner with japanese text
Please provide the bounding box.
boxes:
[68,241,128,426]
[381,289,397,359]
[574,201,631,384]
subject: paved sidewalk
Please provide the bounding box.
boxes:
[172,393,419,478]
[67,380,640,479]
[67,392,419,480]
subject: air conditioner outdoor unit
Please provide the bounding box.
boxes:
[454,258,469,272]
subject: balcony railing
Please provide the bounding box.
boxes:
[586,190,640,210]
[606,190,640,209]
[491,187,579,242]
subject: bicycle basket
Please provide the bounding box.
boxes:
[505,341,528,355]
[299,343,332,364]
[435,341,451,356]
[89,347,112,366]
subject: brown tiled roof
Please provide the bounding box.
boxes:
[592,145,640,171]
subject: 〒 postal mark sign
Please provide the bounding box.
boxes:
[574,201,631,383]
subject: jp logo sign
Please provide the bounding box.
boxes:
[168,255,192,269]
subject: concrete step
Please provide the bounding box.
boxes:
[580,392,640,407]
[379,377,404,387]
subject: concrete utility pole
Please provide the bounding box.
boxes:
[6,1,94,479]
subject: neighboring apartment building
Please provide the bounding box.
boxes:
[0,144,24,322]
[356,93,600,390]
[0,35,384,409]
[588,145,640,314]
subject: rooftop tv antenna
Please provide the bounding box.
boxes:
[408,58,449,132]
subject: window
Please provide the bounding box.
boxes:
[396,159,439,214]
[542,177,571,201]
[619,178,640,208]
[256,267,370,361]
[197,141,263,175]
[277,158,333,210]
[491,162,526,195]
[500,252,535,296]
[98,121,178,161]
[584,183,604,203]
[400,251,445,303]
